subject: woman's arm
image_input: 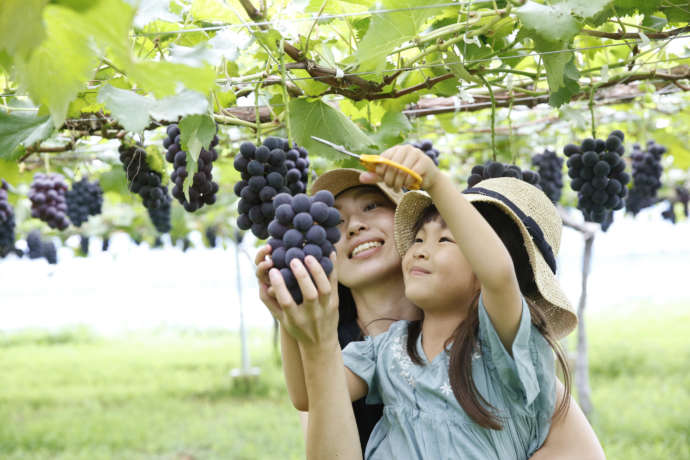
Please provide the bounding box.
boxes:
[255,245,308,410]
[269,255,365,460]
[530,380,606,460]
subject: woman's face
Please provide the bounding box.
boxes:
[333,187,401,289]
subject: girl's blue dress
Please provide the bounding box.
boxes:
[342,295,556,460]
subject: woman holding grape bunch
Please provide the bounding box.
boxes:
[254,144,604,459]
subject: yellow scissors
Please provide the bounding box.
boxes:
[310,136,423,190]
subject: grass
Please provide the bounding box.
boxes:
[0,302,688,460]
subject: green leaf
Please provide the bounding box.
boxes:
[98,85,155,132]
[133,0,180,28]
[370,110,413,149]
[179,114,215,160]
[355,0,442,71]
[178,114,215,201]
[0,111,54,160]
[288,98,376,168]
[190,0,242,23]
[149,90,209,121]
[515,1,581,43]
[548,55,581,107]
[0,0,49,58]
[126,61,216,98]
[642,15,667,31]
[13,5,99,127]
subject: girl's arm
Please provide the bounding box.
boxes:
[361,146,523,350]
[529,380,606,460]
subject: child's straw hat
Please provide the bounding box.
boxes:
[310,168,403,204]
[394,177,577,339]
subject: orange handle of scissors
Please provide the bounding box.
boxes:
[359,154,423,190]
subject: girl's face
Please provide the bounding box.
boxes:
[333,187,401,288]
[402,216,479,311]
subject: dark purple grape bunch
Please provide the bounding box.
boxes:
[661,202,676,224]
[147,188,172,233]
[467,161,541,189]
[27,229,43,259]
[625,140,667,215]
[163,124,220,212]
[411,140,440,166]
[564,130,629,224]
[0,180,16,257]
[531,149,564,204]
[233,137,310,239]
[267,191,340,304]
[118,143,168,210]
[65,178,103,227]
[26,229,57,264]
[28,173,70,230]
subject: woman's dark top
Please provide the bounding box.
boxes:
[338,318,384,453]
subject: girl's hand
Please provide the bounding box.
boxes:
[359,144,439,191]
[267,253,340,349]
[255,244,282,317]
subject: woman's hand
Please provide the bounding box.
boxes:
[255,244,282,317]
[267,253,340,349]
[360,144,440,191]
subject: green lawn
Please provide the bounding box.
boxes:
[0,302,688,460]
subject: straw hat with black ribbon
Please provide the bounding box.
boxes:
[394,177,577,339]
[310,168,403,205]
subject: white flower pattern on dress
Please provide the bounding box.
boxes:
[389,334,415,387]
[440,381,453,397]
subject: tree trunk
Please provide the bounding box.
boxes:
[576,233,595,418]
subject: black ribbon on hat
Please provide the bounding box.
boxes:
[463,187,557,274]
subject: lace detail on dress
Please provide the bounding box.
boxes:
[389,334,416,387]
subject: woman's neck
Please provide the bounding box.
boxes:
[350,274,420,336]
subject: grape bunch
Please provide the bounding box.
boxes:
[625,141,667,215]
[163,124,220,212]
[146,188,172,234]
[42,240,57,264]
[80,235,90,256]
[66,178,103,227]
[26,229,57,264]
[531,149,564,204]
[411,140,440,166]
[233,137,310,239]
[205,226,217,248]
[661,202,676,224]
[564,130,629,224]
[28,173,70,230]
[27,230,43,259]
[467,161,541,189]
[0,180,16,257]
[267,191,340,304]
[119,143,168,210]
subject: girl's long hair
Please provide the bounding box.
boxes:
[405,203,571,430]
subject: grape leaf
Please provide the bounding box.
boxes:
[288,98,376,168]
[179,114,215,201]
[149,91,209,121]
[133,0,180,28]
[370,110,413,149]
[0,111,54,161]
[98,85,155,132]
[0,0,49,58]
[355,0,443,71]
[190,0,242,23]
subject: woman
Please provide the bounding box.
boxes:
[255,166,605,459]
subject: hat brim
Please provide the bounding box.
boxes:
[310,168,403,205]
[394,189,577,339]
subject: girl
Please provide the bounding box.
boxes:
[257,150,603,458]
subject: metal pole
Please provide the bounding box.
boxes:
[235,237,250,372]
